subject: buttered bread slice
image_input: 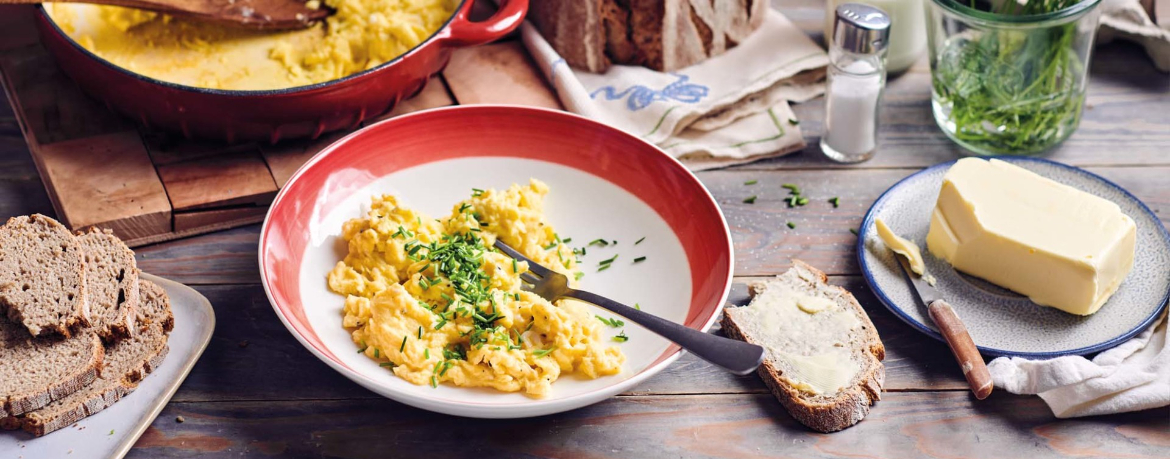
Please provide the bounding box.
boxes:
[722,260,884,433]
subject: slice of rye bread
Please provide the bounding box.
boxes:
[0,214,89,336]
[77,228,140,341]
[721,260,885,433]
[0,318,104,421]
[20,279,173,436]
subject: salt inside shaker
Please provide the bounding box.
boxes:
[821,4,890,163]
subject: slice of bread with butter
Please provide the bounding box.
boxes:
[722,260,885,432]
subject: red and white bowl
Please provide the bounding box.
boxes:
[259,105,733,418]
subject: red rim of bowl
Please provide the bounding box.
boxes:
[35,0,469,96]
[258,105,734,411]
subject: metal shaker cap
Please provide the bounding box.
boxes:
[833,3,891,54]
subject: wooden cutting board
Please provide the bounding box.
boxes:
[0,5,558,247]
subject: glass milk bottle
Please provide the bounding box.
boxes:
[825,0,926,73]
[821,4,891,163]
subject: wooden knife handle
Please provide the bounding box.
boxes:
[928,299,994,400]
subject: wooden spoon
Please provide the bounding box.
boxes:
[6,0,331,30]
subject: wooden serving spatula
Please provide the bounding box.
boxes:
[5,0,330,30]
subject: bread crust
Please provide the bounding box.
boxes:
[722,260,885,433]
[3,333,105,418]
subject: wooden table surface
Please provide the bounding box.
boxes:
[2,2,1168,457]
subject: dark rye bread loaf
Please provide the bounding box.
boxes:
[0,318,104,421]
[20,279,173,437]
[530,0,768,72]
[0,214,89,336]
[722,261,884,433]
[77,228,140,341]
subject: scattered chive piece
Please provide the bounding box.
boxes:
[512,258,518,273]
[399,335,408,353]
[109,429,115,435]
[781,184,800,195]
[471,188,485,197]
[562,237,572,244]
[357,342,368,353]
[788,118,800,126]
[743,195,758,204]
[597,264,611,273]
[424,348,430,359]
[373,348,380,358]
[418,326,423,339]
[633,256,646,263]
[796,197,809,206]
[635,303,641,310]
[829,197,840,208]
[744,180,758,185]
[599,254,618,266]
[613,331,629,342]
[850,228,859,236]
[542,241,558,250]
[431,375,438,388]
[379,362,397,368]
[596,315,625,327]
[588,238,609,247]
[533,346,557,357]
[635,237,646,245]
[574,272,585,281]
[787,222,796,229]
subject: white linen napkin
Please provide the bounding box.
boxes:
[988,311,1169,418]
[519,10,828,171]
[1098,0,1170,72]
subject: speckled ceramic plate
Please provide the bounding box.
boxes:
[859,157,1170,358]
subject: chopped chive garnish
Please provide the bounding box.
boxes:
[633,256,646,263]
[597,264,611,273]
[788,118,800,126]
[379,362,397,368]
[635,303,641,310]
[796,197,809,206]
[514,293,520,301]
[743,195,757,204]
[533,346,557,357]
[471,188,485,197]
[588,238,609,247]
[418,326,423,339]
[850,228,859,236]
[562,237,572,243]
[781,183,800,194]
[574,272,585,281]
[399,335,408,353]
[635,237,646,245]
[744,180,758,185]
[613,331,629,342]
[431,375,438,388]
[596,315,625,327]
[829,197,840,208]
[373,348,380,358]
[599,254,618,266]
[357,342,368,353]
[543,241,558,250]
[787,222,796,229]
[512,258,518,272]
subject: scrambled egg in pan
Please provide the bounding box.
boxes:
[327,180,625,396]
[46,0,457,90]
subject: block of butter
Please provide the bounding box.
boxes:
[926,158,1137,315]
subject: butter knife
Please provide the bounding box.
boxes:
[894,255,994,400]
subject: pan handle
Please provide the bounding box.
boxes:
[441,0,528,47]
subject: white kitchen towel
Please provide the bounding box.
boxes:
[988,311,1169,418]
[519,10,828,171]
[1098,0,1170,72]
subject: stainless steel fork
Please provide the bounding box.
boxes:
[494,239,765,375]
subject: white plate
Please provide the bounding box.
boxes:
[0,273,215,458]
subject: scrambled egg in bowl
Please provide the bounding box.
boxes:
[327,180,626,397]
[45,0,457,90]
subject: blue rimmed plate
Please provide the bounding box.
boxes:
[858,157,1170,358]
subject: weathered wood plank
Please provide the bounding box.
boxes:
[117,165,1169,284]
[155,150,278,211]
[125,394,1168,458]
[444,41,563,109]
[166,280,964,404]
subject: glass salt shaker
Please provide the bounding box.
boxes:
[821,4,891,164]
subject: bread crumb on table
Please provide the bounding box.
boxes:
[176,416,185,423]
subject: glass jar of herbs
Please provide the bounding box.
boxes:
[926,0,1103,155]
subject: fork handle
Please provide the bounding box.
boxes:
[566,290,765,375]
